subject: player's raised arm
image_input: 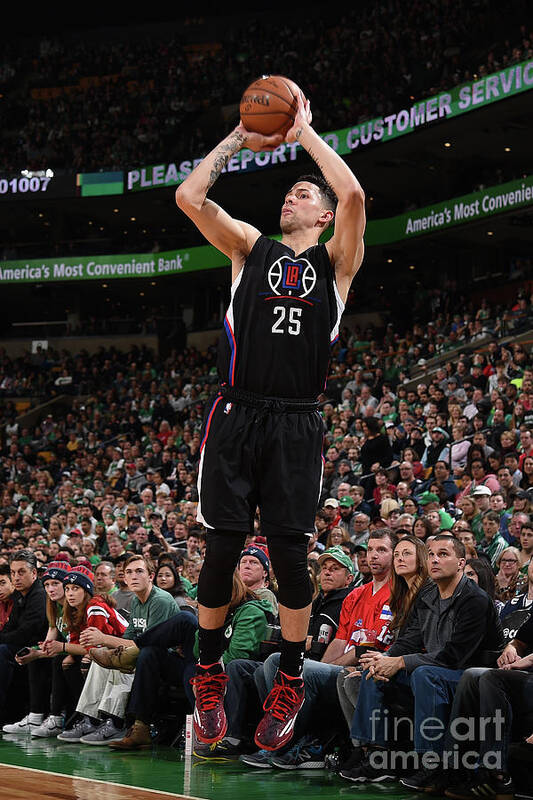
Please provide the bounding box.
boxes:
[285,94,366,301]
[175,125,283,264]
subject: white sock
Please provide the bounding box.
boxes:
[28,713,44,724]
[51,715,63,725]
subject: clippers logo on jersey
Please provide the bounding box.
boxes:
[283,262,302,290]
[267,255,317,302]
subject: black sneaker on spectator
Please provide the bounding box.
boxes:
[400,766,448,794]
[444,768,514,800]
[193,738,244,760]
[338,745,364,772]
[270,736,325,770]
[339,749,396,783]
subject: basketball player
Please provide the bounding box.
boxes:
[176,92,365,751]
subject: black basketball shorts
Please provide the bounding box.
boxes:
[196,391,325,537]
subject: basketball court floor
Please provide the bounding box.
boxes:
[0,735,420,799]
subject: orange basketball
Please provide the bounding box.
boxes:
[239,75,303,136]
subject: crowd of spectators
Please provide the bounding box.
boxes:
[0,1,529,173]
[0,279,532,789]
[2,279,532,404]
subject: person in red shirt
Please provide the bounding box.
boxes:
[323,498,342,532]
[324,530,395,661]
[373,469,398,507]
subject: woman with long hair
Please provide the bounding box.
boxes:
[44,566,128,730]
[510,403,525,433]
[388,536,430,636]
[154,560,194,613]
[337,536,430,764]
[519,456,533,490]
[447,402,463,430]
[464,557,503,613]
[413,516,433,542]
[308,558,321,602]
[402,446,424,479]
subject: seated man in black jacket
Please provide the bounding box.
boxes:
[441,613,533,800]
[0,550,48,730]
[344,535,504,785]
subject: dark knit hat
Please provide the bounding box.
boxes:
[239,546,270,572]
[63,565,94,596]
[42,560,72,583]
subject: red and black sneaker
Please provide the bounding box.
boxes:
[190,662,229,744]
[254,670,305,751]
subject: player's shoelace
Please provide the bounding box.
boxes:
[190,672,229,710]
[263,682,301,721]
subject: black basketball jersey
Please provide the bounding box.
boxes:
[217,235,344,398]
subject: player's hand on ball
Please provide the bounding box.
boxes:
[285,93,312,143]
[235,121,284,152]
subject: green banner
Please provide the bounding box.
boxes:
[0,245,229,284]
[1,177,531,284]
[127,59,533,193]
[365,176,533,245]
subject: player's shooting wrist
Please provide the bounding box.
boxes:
[230,127,248,150]
[293,120,314,145]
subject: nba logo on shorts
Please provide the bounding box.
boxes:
[282,262,301,290]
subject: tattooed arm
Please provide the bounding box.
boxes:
[176,125,283,272]
[286,95,366,303]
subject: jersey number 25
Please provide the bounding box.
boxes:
[271,306,302,336]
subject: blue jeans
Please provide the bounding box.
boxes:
[351,665,463,755]
[225,658,262,739]
[262,652,343,742]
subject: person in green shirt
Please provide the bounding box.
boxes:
[81,538,101,568]
[477,511,509,572]
[88,570,273,751]
[457,494,485,544]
